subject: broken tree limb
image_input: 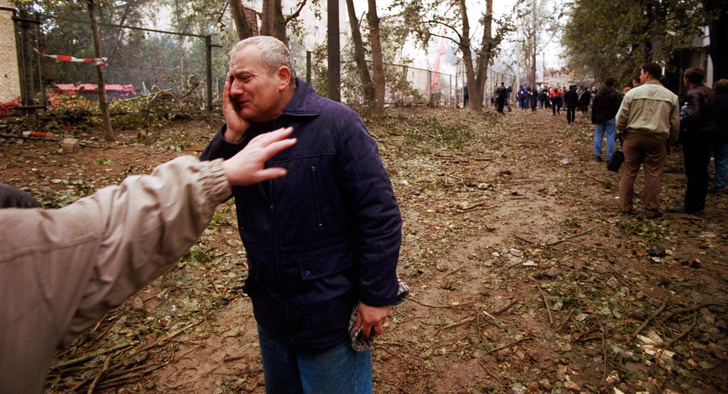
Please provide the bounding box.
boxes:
[546,228,595,247]
[537,285,554,324]
[493,299,518,315]
[486,336,532,355]
[441,316,475,330]
[52,341,136,369]
[627,301,667,343]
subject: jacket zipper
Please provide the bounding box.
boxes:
[310,166,323,227]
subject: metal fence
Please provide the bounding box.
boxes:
[0,7,221,118]
[1,4,512,118]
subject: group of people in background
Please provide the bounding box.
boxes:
[594,63,727,218]
[492,83,594,119]
[490,65,727,218]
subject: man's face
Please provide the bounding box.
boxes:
[640,69,648,84]
[228,45,288,122]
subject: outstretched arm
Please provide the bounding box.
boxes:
[0,127,296,394]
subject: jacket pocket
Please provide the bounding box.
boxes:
[297,243,354,281]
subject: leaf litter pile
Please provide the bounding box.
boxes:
[1,106,727,393]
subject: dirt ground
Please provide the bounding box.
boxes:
[2,105,727,393]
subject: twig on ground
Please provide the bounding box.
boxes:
[486,336,532,354]
[627,301,667,343]
[477,360,507,388]
[493,299,518,315]
[409,297,473,309]
[441,316,475,330]
[138,320,202,352]
[52,341,136,369]
[536,285,554,325]
[87,355,111,394]
[546,228,595,247]
[595,316,608,390]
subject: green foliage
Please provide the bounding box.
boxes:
[562,0,706,84]
[383,113,473,150]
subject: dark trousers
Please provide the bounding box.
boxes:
[682,139,711,212]
[566,107,576,123]
[496,98,505,113]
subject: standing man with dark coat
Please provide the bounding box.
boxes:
[579,86,592,113]
[495,82,507,113]
[591,78,623,162]
[200,36,402,392]
[669,68,717,214]
[563,85,579,124]
[616,62,680,218]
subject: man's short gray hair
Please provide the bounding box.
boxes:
[230,36,297,87]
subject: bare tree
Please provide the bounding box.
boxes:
[327,0,340,101]
[86,0,114,141]
[345,0,374,102]
[230,0,254,40]
[367,0,385,115]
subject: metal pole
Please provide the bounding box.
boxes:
[205,35,212,111]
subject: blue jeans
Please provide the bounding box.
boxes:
[710,141,728,190]
[594,118,616,160]
[257,325,372,394]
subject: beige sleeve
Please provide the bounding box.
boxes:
[0,157,229,394]
[64,156,230,341]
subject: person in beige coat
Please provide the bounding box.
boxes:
[0,127,296,393]
[616,62,680,218]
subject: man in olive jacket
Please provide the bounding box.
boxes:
[616,62,680,218]
[591,78,623,162]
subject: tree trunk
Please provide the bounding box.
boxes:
[261,0,288,44]
[87,0,114,141]
[367,0,385,115]
[345,0,374,103]
[705,0,728,81]
[529,0,537,87]
[230,0,254,40]
[472,0,494,111]
[457,0,477,110]
[327,0,341,101]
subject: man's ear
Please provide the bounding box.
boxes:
[277,67,292,90]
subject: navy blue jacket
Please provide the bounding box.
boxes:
[200,78,402,350]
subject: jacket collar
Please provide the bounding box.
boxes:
[280,78,322,118]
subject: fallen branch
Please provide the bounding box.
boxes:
[537,285,554,325]
[627,301,667,343]
[138,320,202,352]
[492,299,518,315]
[661,313,698,354]
[52,341,136,369]
[87,355,111,394]
[513,233,538,245]
[409,296,473,309]
[546,228,595,247]
[486,336,532,354]
[596,316,608,390]
[441,316,475,330]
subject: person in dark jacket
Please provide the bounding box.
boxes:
[578,86,592,113]
[669,68,717,214]
[495,82,508,113]
[591,78,623,162]
[200,36,402,393]
[563,85,579,124]
[0,184,42,208]
[710,79,728,193]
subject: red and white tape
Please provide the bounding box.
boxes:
[33,48,107,66]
